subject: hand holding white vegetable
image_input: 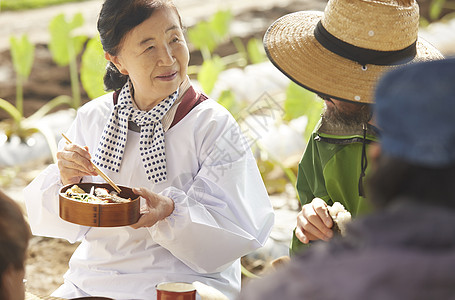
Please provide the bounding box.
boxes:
[295,198,334,244]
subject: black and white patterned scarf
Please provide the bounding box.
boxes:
[93,80,178,183]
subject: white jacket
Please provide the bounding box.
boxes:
[24,91,274,300]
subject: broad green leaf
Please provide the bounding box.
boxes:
[217,89,236,111]
[49,14,69,65]
[283,82,323,139]
[197,56,225,94]
[49,13,87,66]
[218,89,246,117]
[187,9,232,55]
[284,82,317,120]
[187,22,218,53]
[69,11,84,28]
[247,38,266,64]
[81,35,107,99]
[72,35,87,60]
[429,0,445,20]
[9,35,35,79]
[232,37,247,62]
[210,10,232,38]
[304,103,323,141]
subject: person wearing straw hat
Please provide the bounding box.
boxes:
[263,0,443,254]
[238,57,455,300]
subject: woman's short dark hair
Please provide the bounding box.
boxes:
[367,156,455,210]
[97,0,183,91]
[0,190,30,298]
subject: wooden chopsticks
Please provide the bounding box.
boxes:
[61,133,122,194]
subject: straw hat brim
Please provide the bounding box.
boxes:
[264,11,444,104]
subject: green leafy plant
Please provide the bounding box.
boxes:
[187,9,266,96]
[197,56,225,95]
[187,10,297,205]
[284,82,324,141]
[81,35,107,99]
[187,10,232,95]
[246,38,267,65]
[430,0,447,20]
[420,0,455,26]
[9,35,34,119]
[0,34,72,161]
[187,10,232,61]
[49,13,87,108]
[216,89,247,115]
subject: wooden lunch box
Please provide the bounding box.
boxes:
[59,183,140,227]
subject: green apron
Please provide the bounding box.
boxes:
[290,119,379,254]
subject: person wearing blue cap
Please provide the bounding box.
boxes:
[237,58,455,299]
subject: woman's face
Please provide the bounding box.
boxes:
[108,7,189,111]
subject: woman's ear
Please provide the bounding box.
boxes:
[105,52,129,75]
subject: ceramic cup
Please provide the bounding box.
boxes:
[156,282,196,300]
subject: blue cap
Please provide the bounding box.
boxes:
[374,58,455,167]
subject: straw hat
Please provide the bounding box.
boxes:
[263,0,443,104]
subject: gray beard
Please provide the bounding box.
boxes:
[322,102,372,129]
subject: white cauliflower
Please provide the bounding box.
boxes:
[328,202,352,236]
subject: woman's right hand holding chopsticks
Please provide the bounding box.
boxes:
[57,143,98,185]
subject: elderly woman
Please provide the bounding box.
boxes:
[24,0,274,299]
[0,191,30,300]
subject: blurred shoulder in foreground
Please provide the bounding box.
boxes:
[0,189,31,300]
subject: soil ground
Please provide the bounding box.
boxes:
[0,0,450,297]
